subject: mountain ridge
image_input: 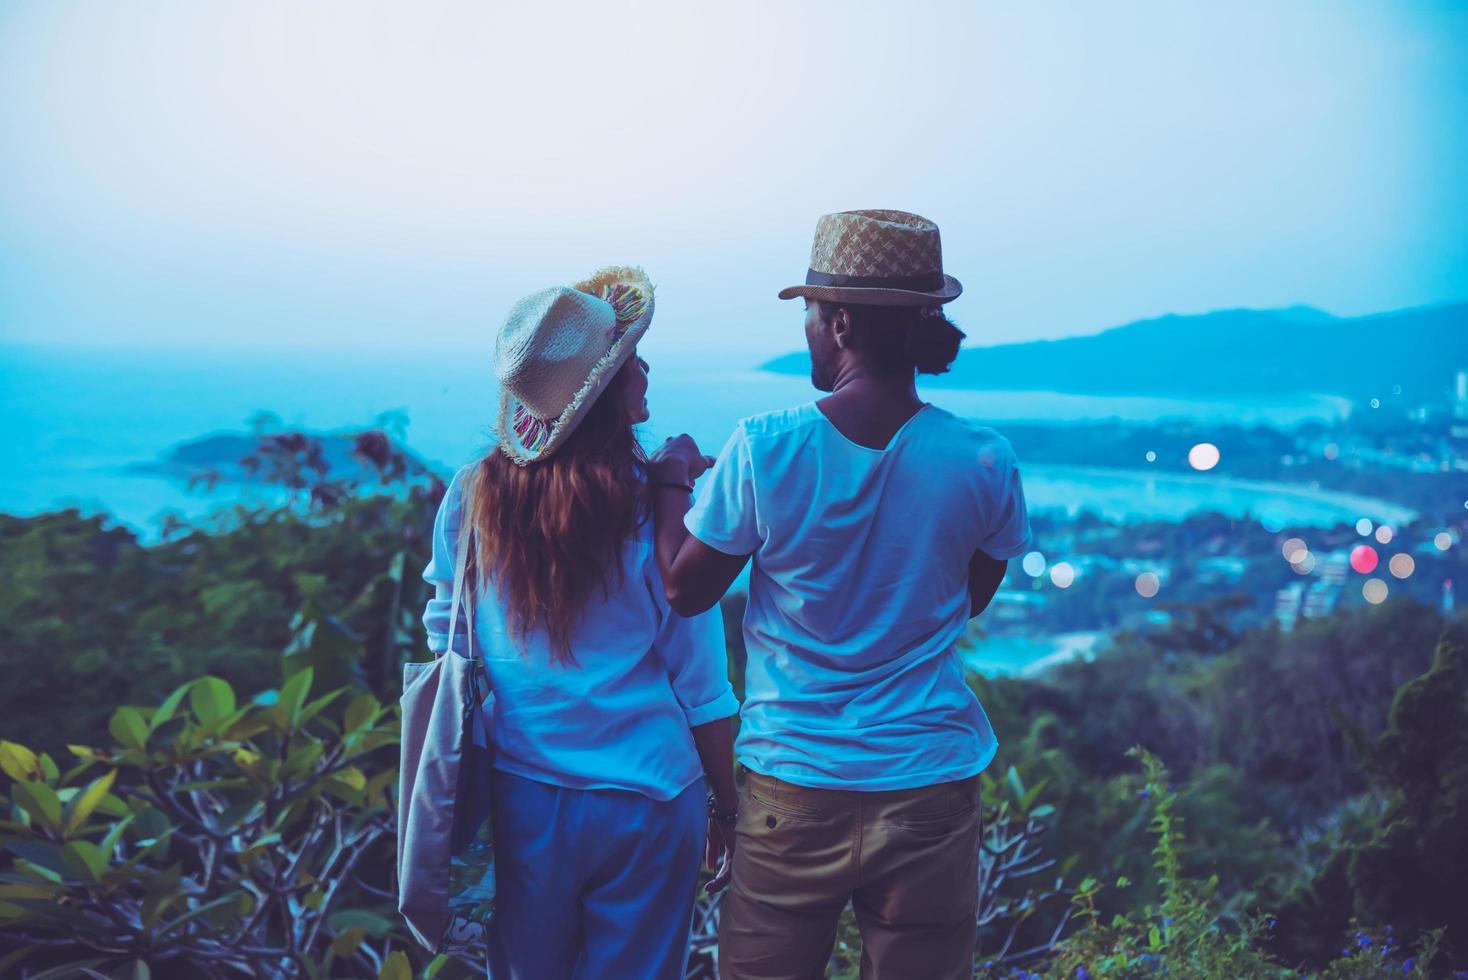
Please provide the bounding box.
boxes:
[760,302,1468,398]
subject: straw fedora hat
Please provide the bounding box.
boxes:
[494,266,654,466]
[778,209,962,307]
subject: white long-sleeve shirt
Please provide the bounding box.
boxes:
[423,466,738,801]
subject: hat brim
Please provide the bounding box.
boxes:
[777,274,962,306]
[495,266,654,466]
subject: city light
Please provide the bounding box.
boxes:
[1135,572,1160,598]
[1021,551,1047,577]
[1188,443,1220,471]
[1323,442,1339,460]
[1355,518,1373,537]
[1050,562,1076,589]
[1350,545,1379,574]
[1388,553,1415,579]
[1436,532,1454,551]
[1374,525,1394,545]
[1362,578,1389,604]
[1145,450,1156,463]
[1281,537,1308,563]
[1290,552,1316,575]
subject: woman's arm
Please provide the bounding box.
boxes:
[650,434,750,615]
[690,715,738,893]
[691,715,738,813]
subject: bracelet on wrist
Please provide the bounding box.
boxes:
[707,792,738,822]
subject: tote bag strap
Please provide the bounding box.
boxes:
[444,516,475,663]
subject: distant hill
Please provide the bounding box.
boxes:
[129,430,433,486]
[761,303,1468,399]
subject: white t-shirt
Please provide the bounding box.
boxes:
[684,401,1031,791]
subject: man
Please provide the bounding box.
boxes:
[650,209,1031,979]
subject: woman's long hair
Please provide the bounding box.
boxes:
[461,360,648,665]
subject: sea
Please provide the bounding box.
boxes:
[1,344,1402,540]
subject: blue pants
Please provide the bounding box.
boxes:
[487,769,706,980]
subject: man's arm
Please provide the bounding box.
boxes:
[968,551,1008,618]
[652,482,749,616]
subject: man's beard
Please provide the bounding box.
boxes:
[808,346,835,392]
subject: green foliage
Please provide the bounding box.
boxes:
[3,422,1464,977]
[1043,749,1288,978]
[1031,752,1445,980]
[1271,638,1468,968]
[0,665,469,978]
[0,457,441,757]
[970,602,1466,952]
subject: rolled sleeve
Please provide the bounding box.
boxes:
[684,425,761,556]
[421,465,474,658]
[648,562,739,725]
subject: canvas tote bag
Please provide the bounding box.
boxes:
[397,519,496,952]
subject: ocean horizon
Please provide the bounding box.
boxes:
[2,343,1382,539]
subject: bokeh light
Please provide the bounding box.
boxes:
[1370,398,1381,409]
[1281,537,1308,563]
[1362,578,1388,604]
[1323,442,1339,460]
[1350,545,1379,574]
[1188,443,1220,471]
[1290,553,1316,575]
[1021,551,1047,577]
[1259,508,1287,533]
[1145,450,1156,463]
[1355,518,1373,537]
[1388,554,1415,579]
[1436,532,1454,551]
[1050,562,1076,589]
[1135,572,1160,598]
[1374,525,1393,545]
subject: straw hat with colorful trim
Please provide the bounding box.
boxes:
[777,209,962,307]
[494,266,654,465]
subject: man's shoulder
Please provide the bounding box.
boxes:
[734,403,822,443]
[919,406,1016,463]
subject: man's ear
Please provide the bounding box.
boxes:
[831,307,853,350]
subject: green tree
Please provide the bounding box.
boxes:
[1270,636,1468,968]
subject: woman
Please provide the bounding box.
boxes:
[421,267,740,979]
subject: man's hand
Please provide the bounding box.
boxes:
[704,816,737,894]
[650,434,715,485]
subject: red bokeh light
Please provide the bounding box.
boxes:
[1350,545,1379,574]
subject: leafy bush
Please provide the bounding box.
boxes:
[0,425,443,758]
[1270,637,1468,969]
[1037,751,1446,980]
[0,666,469,979]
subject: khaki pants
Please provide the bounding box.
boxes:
[717,769,982,980]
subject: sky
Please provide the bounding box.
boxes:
[1,0,1465,358]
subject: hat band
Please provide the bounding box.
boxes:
[805,268,945,292]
